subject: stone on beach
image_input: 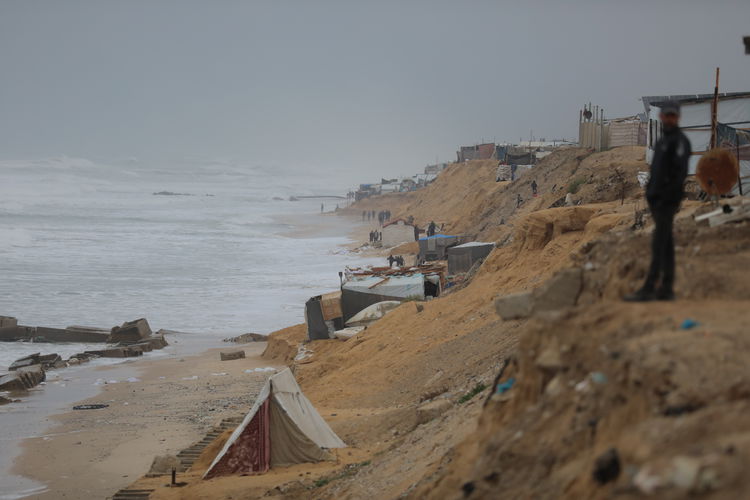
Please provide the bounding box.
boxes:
[223,333,268,343]
[0,365,46,392]
[109,318,153,344]
[9,353,62,371]
[417,398,452,424]
[220,351,246,361]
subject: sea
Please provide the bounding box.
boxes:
[0,156,380,498]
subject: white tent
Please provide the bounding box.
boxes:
[203,368,345,478]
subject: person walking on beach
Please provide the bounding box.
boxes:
[321,203,324,213]
[516,194,523,208]
[624,101,690,302]
[388,254,395,267]
[531,179,538,196]
[362,210,366,221]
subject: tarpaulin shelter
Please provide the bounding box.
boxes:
[305,291,344,340]
[341,274,425,320]
[418,234,462,262]
[203,368,345,479]
[447,242,495,274]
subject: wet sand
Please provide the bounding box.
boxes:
[12,343,279,499]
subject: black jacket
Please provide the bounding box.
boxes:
[646,127,691,208]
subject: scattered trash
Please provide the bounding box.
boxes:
[681,319,699,330]
[73,404,109,410]
[591,372,608,385]
[593,448,621,484]
[495,378,515,394]
[211,372,228,376]
[244,367,276,374]
[181,376,199,380]
[126,377,140,383]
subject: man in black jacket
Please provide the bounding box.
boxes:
[625,101,691,301]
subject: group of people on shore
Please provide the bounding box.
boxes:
[369,230,382,243]
[361,209,392,225]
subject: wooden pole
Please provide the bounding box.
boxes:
[710,67,720,149]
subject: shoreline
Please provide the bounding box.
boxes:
[5,208,375,499]
[12,343,277,499]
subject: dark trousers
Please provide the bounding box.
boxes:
[644,205,677,292]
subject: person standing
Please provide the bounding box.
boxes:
[321,203,324,213]
[625,101,691,302]
[362,210,366,221]
[531,179,538,196]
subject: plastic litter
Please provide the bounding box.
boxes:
[73,404,109,410]
[681,319,699,330]
[495,378,515,394]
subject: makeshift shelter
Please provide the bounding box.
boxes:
[340,265,445,320]
[418,234,462,262]
[447,242,495,274]
[643,92,750,192]
[304,291,344,340]
[382,219,416,248]
[204,368,345,478]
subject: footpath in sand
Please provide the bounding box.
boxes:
[124,146,750,499]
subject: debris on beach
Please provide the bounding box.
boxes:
[222,333,267,343]
[73,403,109,410]
[220,350,246,361]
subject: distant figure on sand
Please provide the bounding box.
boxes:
[624,101,690,302]
[321,203,324,213]
[387,254,395,267]
[362,210,366,221]
[531,179,538,196]
[516,194,523,208]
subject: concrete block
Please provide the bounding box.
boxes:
[109,318,152,343]
[220,351,246,361]
[416,398,452,425]
[533,268,582,312]
[494,292,534,320]
[0,316,18,328]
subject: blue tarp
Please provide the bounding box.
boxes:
[419,234,459,241]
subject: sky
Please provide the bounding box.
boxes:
[1,0,750,182]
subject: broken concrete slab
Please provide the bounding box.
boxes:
[495,268,583,321]
[532,268,583,312]
[220,351,245,361]
[494,292,534,320]
[109,318,152,344]
[0,316,18,328]
[9,353,62,371]
[223,333,268,343]
[417,398,452,425]
[0,365,46,392]
[84,346,143,358]
[0,325,34,342]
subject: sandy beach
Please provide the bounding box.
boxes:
[12,343,277,499]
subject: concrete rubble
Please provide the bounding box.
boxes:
[494,268,583,320]
[0,365,46,392]
[220,351,246,361]
[109,318,152,344]
[223,333,268,343]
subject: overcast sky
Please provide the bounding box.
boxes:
[1,0,749,179]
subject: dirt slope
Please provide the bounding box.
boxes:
[344,146,647,245]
